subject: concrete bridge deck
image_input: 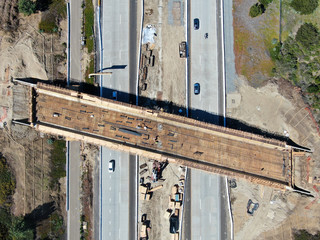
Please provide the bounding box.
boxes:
[30,83,297,189]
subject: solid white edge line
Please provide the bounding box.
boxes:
[185,0,189,118]
[135,1,143,239]
[66,141,70,239]
[135,154,139,240]
[66,2,70,239]
[67,2,71,87]
[179,167,188,240]
[221,0,234,239]
[97,2,103,239]
[180,0,188,239]
[136,0,144,106]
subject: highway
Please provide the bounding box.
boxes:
[101,150,129,239]
[188,0,228,239]
[69,0,82,83]
[67,0,82,239]
[68,141,81,240]
[99,0,138,239]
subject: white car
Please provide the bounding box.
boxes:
[108,160,115,172]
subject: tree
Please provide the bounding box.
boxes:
[18,0,36,16]
[291,0,319,15]
[259,0,273,6]
[295,23,320,50]
[0,157,15,207]
[249,3,265,18]
[8,217,33,240]
[307,84,319,93]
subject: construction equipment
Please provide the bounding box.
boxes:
[179,41,187,58]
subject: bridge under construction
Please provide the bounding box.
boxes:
[19,82,306,190]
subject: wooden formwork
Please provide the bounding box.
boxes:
[30,83,302,189]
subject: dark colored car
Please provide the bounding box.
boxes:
[108,160,115,172]
[194,83,200,95]
[169,215,179,234]
[194,18,200,30]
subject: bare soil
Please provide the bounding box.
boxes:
[80,143,99,240]
[227,77,320,239]
[139,0,186,110]
[0,0,19,31]
[230,0,320,238]
[138,1,188,239]
[138,157,186,240]
[0,5,68,238]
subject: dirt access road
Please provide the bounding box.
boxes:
[139,0,187,110]
[137,0,187,239]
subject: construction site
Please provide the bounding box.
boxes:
[0,0,319,239]
[13,81,307,191]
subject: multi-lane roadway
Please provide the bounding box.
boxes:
[187,0,228,239]
[67,0,82,239]
[99,0,138,239]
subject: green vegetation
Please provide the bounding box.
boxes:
[249,0,273,18]
[39,14,58,33]
[249,3,265,17]
[39,0,66,33]
[273,23,320,113]
[294,229,320,240]
[0,208,33,239]
[296,23,320,50]
[18,0,36,16]
[7,216,34,240]
[85,56,95,84]
[84,0,94,53]
[80,215,89,239]
[50,139,66,189]
[290,0,319,15]
[0,157,15,208]
[37,212,64,239]
[259,0,273,7]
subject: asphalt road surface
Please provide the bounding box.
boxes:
[68,0,82,239]
[191,172,221,239]
[100,0,138,239]
[101,150,129,239]
[68,141,81,240]
[69,0,82,83]
[190,0,219,123]
[101,0,129,101]
[187,0,228,239]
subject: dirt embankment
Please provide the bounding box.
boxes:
[230,2,320,238]
[0,0,19,31]
[228,77,320,239]
[0,1,68,237]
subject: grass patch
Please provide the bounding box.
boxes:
[233,0,279,83]
[39,0,66,33]
[39,13,58,33]
[0,156,15,208]
[84,0,94,53]
[85,56,95,84]
[294,229,320,240]
[50,139,66,189]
